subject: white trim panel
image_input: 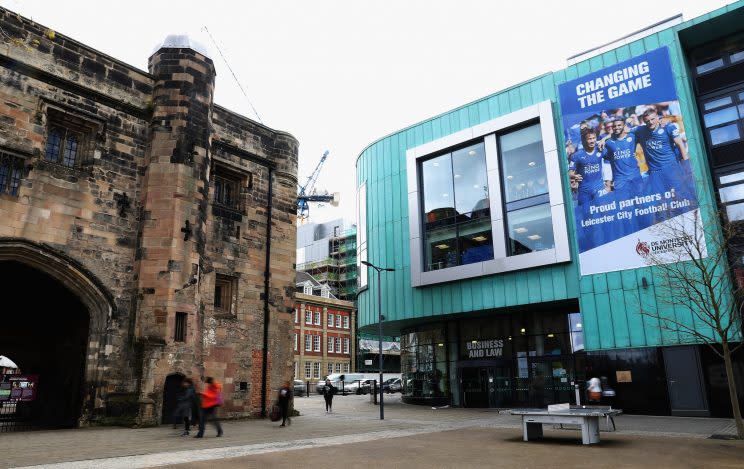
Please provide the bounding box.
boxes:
[405,100,571,287]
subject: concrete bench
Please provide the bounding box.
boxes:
[510,407,623,445]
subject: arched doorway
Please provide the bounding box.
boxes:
[162,373,185,425]
[0,261,90,428]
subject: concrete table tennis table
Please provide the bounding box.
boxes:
[510,407,623,445]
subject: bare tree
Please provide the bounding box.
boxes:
[638,207,743,438]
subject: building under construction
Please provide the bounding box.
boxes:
[296,219,357,302]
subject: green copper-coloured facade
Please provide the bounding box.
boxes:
[356,1,744,352]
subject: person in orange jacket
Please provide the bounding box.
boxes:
[194,377,223,438]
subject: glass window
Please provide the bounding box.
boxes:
[500,124,553,256]
[314,311,321,325]
[451,143,489,216]
[313,362,320,378]
[328,336,334,353]
[422,153,455,220]
[343,316,349,329]
[710,124,740,145]
[343,363,350,373]
[726,202,744,221]
[336,315,342,328]
[45,128,62,162]
[305,311,312,324]
[328,313,334,327]
[720,184,744,203]
[721,172,744,184]
[343,338,350,354]
[696,58,724,74]
[294,309,299,323]
[294,334,298,351]
[336,363,342,373]
[704,96,732,111]
[305,362,312,379]
[336,337,342,352]
[328,362,334,375]
[500,124,547,203]
[305,334,312,352]
[507,204,555,255]
[704,106,739,127]
[421,142,493,271]
[731,50,744,63]
[314,335,321,352]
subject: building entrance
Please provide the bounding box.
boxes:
[458,355,577,408]
[0,261,90,431]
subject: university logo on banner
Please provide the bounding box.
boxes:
[558,47,706,275]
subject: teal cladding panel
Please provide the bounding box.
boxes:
[356,1,744,351]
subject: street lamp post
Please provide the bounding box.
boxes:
[361,260,394,420]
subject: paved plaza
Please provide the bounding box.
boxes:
[2,394,743,468]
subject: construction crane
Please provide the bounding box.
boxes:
[297,150,339,222]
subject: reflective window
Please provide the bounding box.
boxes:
[500,124,553,256]
[710,124,740,145]
[704,96,732,111]
[731,50,744,63]
[421,142,493,271]
[696,58,724,74]
[720,172,744,184]
[719,184,744,203]
[704,106,739,128]
[726,202,744,221]
[500,124,548,203]
[506,204,555,255]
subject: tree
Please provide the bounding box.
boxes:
[638,207,743,438]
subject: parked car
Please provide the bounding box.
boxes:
[345,379,375,395]
[383,378,402,393]
[316,373,365,394]
[293,379,308,397]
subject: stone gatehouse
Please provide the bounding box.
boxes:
[0,7,297,427]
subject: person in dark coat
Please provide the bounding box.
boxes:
[322,378,336,413]
[277,381,292,427]
[174,377,197,436]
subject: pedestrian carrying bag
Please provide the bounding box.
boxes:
[269,404,281,422]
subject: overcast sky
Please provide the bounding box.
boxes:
[0,0,733,224]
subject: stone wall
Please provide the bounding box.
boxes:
[0,7,297,424]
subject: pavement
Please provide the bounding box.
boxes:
[1,393,742,468]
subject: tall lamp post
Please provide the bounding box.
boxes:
[361,260,394,420]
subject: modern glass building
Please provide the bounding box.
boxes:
[356,2,744,416]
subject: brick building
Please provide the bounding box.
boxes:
[294,272,356,383]
[0,8,297,428]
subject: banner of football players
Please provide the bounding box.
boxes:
[558,47,705,275]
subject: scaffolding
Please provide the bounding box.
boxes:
[297,227,358,302]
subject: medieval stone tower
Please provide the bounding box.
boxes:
[0,9,297,427]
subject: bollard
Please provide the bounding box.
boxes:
[306,380,310,397]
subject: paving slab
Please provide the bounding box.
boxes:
[1,394,741,469]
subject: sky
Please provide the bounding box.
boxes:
[0,0,734,225]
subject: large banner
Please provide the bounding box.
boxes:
[559,47,705,275]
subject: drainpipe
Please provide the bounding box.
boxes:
[260,167,274,418]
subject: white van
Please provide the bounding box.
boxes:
[316,373,365,394]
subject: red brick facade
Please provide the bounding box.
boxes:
[293,293,355,383]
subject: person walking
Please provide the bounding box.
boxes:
[174,377,197,436]
[322,378,336,413]
[194,377,223,438]
[277,381,292,427]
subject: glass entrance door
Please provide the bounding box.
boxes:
[460,367,489,408]
[488,366,513,408]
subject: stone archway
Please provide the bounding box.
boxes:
[0,239,114,428]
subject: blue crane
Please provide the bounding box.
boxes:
[297,150,337,221]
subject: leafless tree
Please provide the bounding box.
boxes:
[638,207,743,438]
